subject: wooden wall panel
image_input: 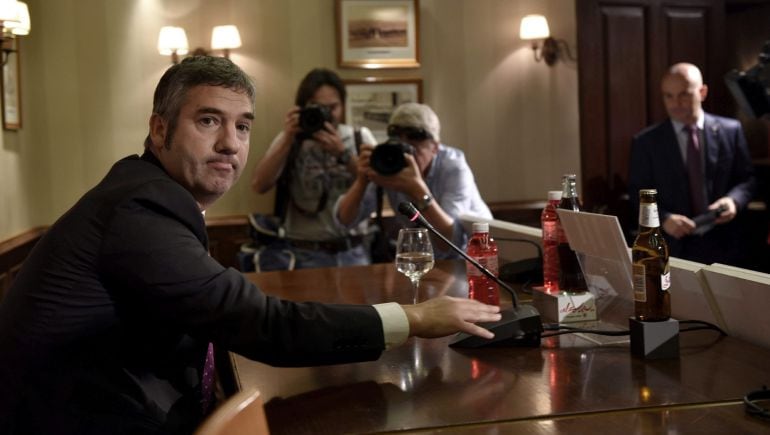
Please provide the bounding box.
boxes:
[0,227,47,299]
[605,6,648,207]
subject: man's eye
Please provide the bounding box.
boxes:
[200,117,217,126]
[237,123,251,133]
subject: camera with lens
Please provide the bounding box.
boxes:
[370,137,413,176]
[725,39,770,119]
[299,104,333,135]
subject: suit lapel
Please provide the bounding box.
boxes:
[702,113,721,200]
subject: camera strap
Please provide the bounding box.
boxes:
[351,127,383,220]
[274,138,302,221]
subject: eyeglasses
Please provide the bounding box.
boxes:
[387,125,433,141]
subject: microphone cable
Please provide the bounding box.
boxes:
[540,319,727,339]
[494,237,543,294]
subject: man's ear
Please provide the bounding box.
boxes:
[429,139,439,154]
[699,83,709,102]
[148,114,167,150]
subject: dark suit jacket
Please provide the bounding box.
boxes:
[0,152,385,434]
[628,113,756,264]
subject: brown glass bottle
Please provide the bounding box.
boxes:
[556,174,588,294]
[632,189,671,321]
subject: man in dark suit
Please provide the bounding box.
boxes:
[0,56,501,435]
[628,62,756,265]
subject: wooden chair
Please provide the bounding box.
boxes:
[195,388,269,435]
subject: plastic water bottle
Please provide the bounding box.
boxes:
[541,190,562,292]
[466,222,500,306]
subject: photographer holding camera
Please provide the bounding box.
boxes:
[336,103,492,259]
[251,68,377,269]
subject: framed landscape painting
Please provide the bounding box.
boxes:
[344,77,422,143]
[336,0,420,69]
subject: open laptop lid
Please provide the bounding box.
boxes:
[555,209,634,301]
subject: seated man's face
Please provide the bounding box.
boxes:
[152,85,254,209]
[310,85,343,127]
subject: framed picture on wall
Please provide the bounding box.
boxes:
[344,77,422,143]
[335,0,420,69]
[2,39,21,130]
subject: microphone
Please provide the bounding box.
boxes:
[397,201,542,348]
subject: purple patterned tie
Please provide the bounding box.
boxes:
[685,125,706,215]
[201,342,216,415]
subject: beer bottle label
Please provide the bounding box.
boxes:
[639,203,660,227]
[633,264,646,302]
[661,270,671,291]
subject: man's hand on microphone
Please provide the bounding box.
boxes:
[402,296,501,339]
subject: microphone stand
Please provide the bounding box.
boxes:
[398,202,543,348]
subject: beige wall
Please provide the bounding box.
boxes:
[0,0,579,240]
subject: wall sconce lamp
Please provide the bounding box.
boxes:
[158,25,242,64]
[519,14,574,66]
[0,0,31,65]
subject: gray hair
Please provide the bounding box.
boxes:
[144,56,256,149]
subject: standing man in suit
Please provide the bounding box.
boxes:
[628,62,756,265]
[0,56,501,435]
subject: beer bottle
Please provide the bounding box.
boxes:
[556,174,588,294]
[632,189,671,321]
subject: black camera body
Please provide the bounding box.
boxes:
[725,40,770,119]
[370,137,413,176]
[299,104,333,135]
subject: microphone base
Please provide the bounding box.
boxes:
[449,305,543,348]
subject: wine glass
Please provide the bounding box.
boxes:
[395,228,435,303]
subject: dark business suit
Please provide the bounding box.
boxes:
[628,113,756,265]
[0,152,384,434]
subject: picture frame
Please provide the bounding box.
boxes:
[2,39,21,130]
[344,77,423,143]
[335,0,420,69]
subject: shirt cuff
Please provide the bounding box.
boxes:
[373,302,410,349]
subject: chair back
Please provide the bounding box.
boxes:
[195,388,269,435]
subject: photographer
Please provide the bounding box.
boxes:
[336,103,492,259]
[251,68,376,268]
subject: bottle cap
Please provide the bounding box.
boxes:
[472,222,489,233]
[548,190,562,201]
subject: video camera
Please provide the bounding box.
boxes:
[725,40,770,119]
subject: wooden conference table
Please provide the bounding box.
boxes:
[231,260,770,434]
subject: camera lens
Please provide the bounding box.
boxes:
[370,139,412,175]
[299,104,332,134]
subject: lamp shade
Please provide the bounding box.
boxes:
[8,1,29,35]
[158,26,189,56]
[0,0,18,23]
[211,25,241,50]
[519,14,550,40]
